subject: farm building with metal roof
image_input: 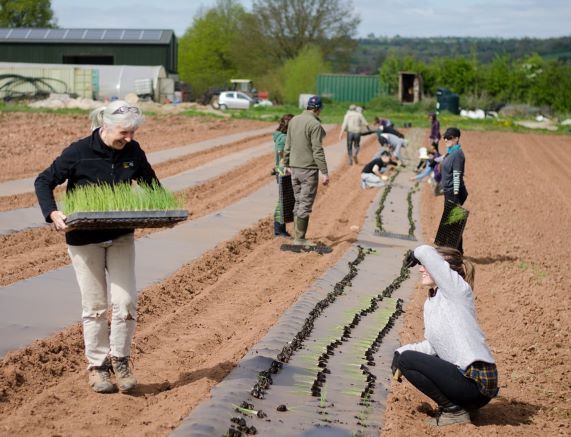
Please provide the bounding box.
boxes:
[0,28,177,74]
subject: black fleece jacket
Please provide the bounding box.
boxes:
[34,128,159,246]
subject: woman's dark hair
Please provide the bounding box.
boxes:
[277,113,294,133]
[435,246,475,288]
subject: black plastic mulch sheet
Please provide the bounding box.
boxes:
[434,200,469,249]
[278,174,295,224]
[65,210,188,230]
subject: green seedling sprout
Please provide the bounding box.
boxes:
[445,205,466,225]
[60,181,184,215]
[319,388,327,409]
[232,403,257,415]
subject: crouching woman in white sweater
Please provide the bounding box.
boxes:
[392,245,499,426]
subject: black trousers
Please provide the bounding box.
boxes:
[398,350,491,411]
[347,132,361,160]
[444,190,467,253]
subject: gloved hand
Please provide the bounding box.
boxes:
[391,351,403,382]
[390,351,400,375]
[404,250,420,268]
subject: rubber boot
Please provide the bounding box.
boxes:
[293,216,316,247]
[279,223,290,237]
[274,220,282,237]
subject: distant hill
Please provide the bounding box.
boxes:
[350,36,571,74]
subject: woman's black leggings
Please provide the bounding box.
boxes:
[398,350,491,411]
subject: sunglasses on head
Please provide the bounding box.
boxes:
[112,106,141,115]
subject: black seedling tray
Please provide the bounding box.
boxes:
[65,210,188,230]
[278,174,295,224]
[434,200,469,249]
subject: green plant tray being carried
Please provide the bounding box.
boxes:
[60,182,188,230]
[65,210,188,230]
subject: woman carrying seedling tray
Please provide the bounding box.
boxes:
[391,245,499,427]
[34,100,159,394]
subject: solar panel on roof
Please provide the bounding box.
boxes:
[123,30,143,40]
[66,29,85,39]
[141,30,162,41]
[28,29,48,39]
[85,29,105,39]
[45,29,68,39]
[0,28,172,43]
[9,29,30,38]
[103,30,124,40]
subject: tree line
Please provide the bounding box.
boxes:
[380,52,571,113]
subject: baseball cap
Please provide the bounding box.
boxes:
[443,127,461,139]
[307,95,323,110]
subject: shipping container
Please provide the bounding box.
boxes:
[316,74,381,103]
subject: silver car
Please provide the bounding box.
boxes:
[218,91,253,110]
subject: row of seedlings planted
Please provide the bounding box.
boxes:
[226,246,373,436]
[375,169,401,233]
[407,182,420,239]
[309,254,411,428]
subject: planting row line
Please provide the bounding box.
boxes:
[225,249,413,435]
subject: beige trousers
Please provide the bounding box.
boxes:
[68,233,137,368]
[291,167,319,219]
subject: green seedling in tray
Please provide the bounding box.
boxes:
[60,181,184,214]
[444,205,467,225]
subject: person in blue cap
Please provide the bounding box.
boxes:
[283,96,329,246]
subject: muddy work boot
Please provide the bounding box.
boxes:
[88,358,115,393]
[429,407,471,427]
[293,216,316,247]
[111,356,137,393]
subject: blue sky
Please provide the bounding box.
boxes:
[51,0,571,38]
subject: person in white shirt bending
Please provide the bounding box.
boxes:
[339,105,369,165]
[392,245,499,427]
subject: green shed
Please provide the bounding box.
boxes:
[316,74,381,103]
[0,28,177,74]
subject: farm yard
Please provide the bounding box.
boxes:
[0,111,570,436]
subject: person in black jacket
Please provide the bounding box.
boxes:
[440,127,468,253]
[34,100,159,394]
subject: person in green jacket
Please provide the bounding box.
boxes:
[273,113,294,237]
[283,96,329,246]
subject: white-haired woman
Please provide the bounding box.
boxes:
[35,100,159,394]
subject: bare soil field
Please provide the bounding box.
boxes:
[383,131,571,436]
[0,131,379,435]
[0,113,285,286]
[0,116,569,436]
[0,112,269,182]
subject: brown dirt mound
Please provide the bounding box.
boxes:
[382,131,571,436]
